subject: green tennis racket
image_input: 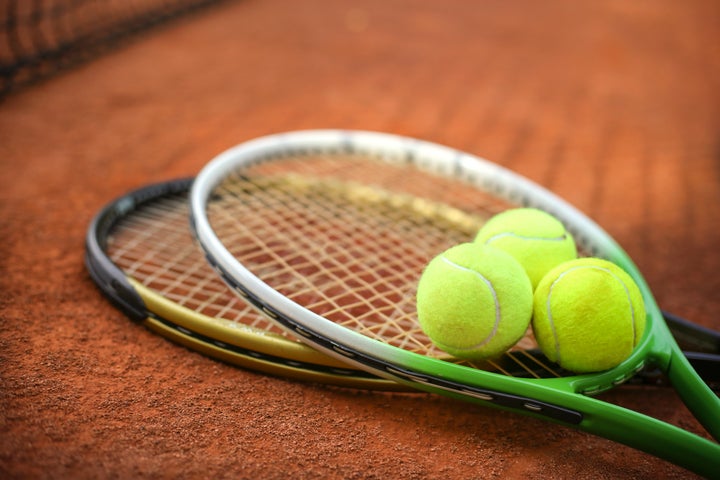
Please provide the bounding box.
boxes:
[189,130,720,476]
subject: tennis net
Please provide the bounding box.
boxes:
[1,0,230,98]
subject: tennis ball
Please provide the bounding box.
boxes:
[475,208,577,289]
[532,258,646,373]
[416,243,533,360]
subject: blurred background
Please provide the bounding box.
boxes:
[1,1,718,478]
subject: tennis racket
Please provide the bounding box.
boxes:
[84,178,720,393]
[189,130,720,476]
[84,178,401,390]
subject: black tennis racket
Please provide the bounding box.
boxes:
[85,178,720,394]
[84,178,402,389]
[189,130,720,476]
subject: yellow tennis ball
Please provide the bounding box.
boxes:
[532,258,646,373]
[475,208,577,289]
[416,243,533,360]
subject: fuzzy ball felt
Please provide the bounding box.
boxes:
[475,208,577,289]
[532,258,646,373]
[416,243,533,359]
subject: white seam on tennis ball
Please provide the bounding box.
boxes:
[440,256,500,350]
[485,232,568,243]
[546,265,637,365]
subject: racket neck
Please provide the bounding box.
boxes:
[666,347,720,440]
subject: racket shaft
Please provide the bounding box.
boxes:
[579,395,720,476]
[666,350,720,439]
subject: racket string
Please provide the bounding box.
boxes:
[107,192,289,335]
[211,170,466,354]
[209,157,525,360]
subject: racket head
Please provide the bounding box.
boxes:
[189,130,720,433]
[189,130,664,392]
[84,177,407,390]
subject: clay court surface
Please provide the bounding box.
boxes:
[1,0,719,478]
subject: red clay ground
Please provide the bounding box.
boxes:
[1,0,719,478]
